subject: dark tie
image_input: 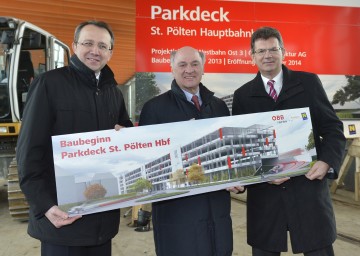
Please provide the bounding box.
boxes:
[191,95,201,111]
[267,80,278,101]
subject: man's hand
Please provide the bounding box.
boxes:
[268,177,290,185]
[305,160,329,180]
[45,205,82,228]
[114,124,124,131]
[227,186,246,194]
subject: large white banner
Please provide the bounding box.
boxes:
[53,108,314,216]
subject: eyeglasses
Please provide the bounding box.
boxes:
[76,41,112,53]
[253,47,283,56]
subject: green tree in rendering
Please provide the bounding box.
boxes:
[188,164,205,184]
[135,72,161,114]
[305,130,315,151]
[132,178,152,193]
[331,75,360,106]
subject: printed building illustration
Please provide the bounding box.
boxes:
[119,124,278,192]
[58,123,280,203]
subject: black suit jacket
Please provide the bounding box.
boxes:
[232,65,346,253]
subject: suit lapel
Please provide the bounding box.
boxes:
[249,73,269,98]
[277,66,304,103]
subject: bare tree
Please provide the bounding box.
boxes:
[170,169,186,188]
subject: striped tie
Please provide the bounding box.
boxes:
[267,80,278,101]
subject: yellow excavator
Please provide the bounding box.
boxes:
[0,17,70,220]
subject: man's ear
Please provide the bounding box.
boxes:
[282,48,286,60]
[71,42,77,53]
[251,54,255,63]
[107,50,113,61]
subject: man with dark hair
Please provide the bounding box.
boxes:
[232,26,346,256]
[139,46,238,256]
[16,20,132,256]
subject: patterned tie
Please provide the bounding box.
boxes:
[267,80,278,101]
[191,95,201,111]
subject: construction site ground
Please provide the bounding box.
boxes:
[1,178,359,256]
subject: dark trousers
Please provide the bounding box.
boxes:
[41,240,111,256]
[252,244,334,256]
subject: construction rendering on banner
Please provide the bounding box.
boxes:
[125,125,277,192]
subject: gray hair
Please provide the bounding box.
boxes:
[170,49,205,68]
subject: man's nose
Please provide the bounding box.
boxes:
[264,49,273,57]
[185,65,194,73]
[90,44,101,54]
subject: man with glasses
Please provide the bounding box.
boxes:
[16,20,132,256]
[232,27,346,256]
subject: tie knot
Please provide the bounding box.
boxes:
[191,95,201,111]
[267,79,275,88]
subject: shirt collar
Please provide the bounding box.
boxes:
[182,88,202,105]
[261,70,283,94]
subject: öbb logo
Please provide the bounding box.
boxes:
[272,115,284,121]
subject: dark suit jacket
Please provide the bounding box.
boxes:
[16,55,133,246]
[232,65,346,253]
[139,80,233,256]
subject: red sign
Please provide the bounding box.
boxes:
[136,0,360,75]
